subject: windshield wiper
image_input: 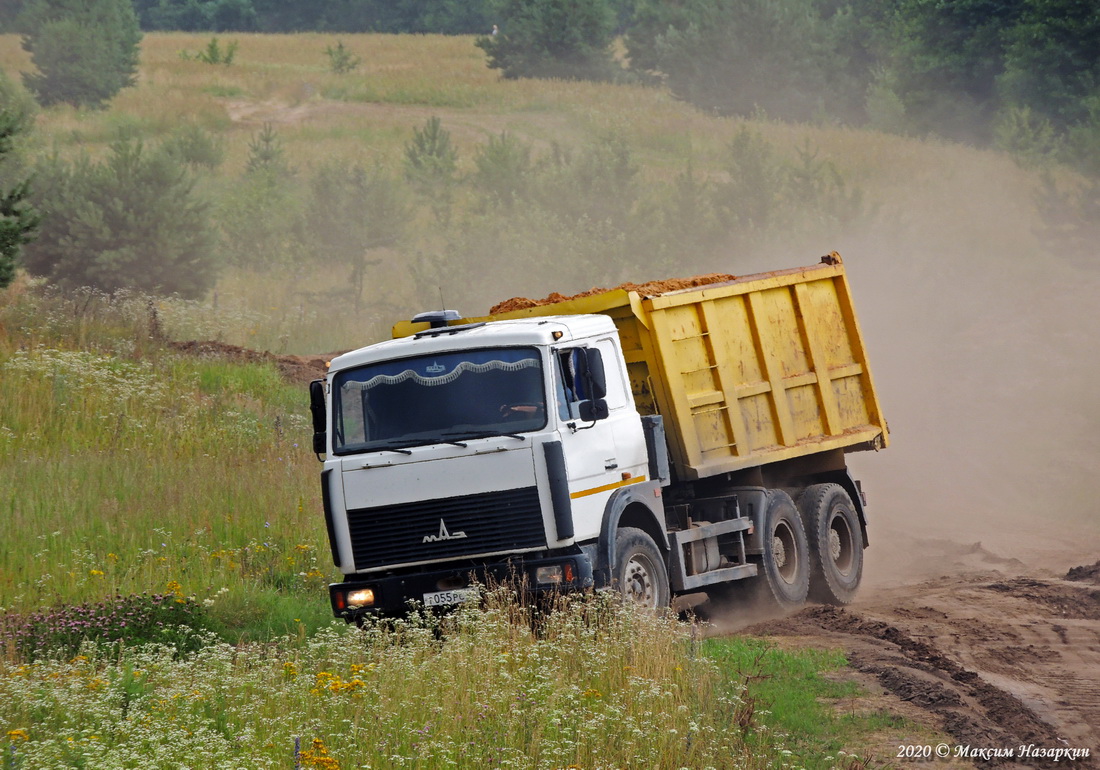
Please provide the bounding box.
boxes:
[366,440,415,455]
[441,429,525,442]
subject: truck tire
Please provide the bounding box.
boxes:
[613,527,670,610]
[755,490,810,610]
[798,483,863,605]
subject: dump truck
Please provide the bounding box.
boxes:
[310,253,888,619]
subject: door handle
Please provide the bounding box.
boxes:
[604,460,618,470]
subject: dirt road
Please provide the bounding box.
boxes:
[723,534,1100,768]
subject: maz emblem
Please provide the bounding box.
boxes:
[423,519,467,543]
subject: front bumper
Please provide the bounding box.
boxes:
[329,550,595,620]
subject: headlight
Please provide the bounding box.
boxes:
[346,588,375,608]
[535,565,563,585]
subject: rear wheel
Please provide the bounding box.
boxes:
[798,483,864,605]
[613,527,670,610]
[755,490,810,609]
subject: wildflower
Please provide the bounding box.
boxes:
[6,729,29,742]
[89,569,104,576]
[299,737,340,769]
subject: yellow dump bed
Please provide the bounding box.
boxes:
[400,254,888,481]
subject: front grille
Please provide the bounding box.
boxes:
[347,486,546,569]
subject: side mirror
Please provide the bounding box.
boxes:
[578,398,609,421]
[309,379,327,455]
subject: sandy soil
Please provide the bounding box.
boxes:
[709,535,1100,769]
[488,272,738,314]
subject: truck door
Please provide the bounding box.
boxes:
[554,341,643,541]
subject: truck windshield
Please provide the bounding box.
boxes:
[331,347,546,455]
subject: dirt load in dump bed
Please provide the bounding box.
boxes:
[715,534,1100,769]
[489,273,738,314]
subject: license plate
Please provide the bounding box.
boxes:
[423,588,478,607]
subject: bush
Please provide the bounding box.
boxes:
[22,137,217,298]
[162,122,226,170]
[472,131,534,209]
[324,40,361,74]
[19,0,142,109]
[993,105,1063,167]
[183,35,238,65]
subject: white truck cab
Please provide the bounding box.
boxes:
[315,314,666,617]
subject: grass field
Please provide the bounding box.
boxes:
[0,31,1055,767]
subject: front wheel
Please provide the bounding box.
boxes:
[613,527,670,610]
[755,490,810,610]
[797,483,864,605]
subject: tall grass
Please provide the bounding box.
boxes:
[0,592,791,769]
[0,285,329,639]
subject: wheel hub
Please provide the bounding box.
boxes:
[624,558,654,605]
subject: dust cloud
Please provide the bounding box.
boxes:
[649,140,1097,586]
[819,155,1100,585]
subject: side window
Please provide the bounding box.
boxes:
[593,338,627,410]
[554,339,627,420]
[555,349,579,420]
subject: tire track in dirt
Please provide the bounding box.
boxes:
[736,546,1100,768]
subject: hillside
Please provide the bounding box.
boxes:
[2,31,1099,767]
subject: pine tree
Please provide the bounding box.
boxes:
[475,0,619,81]
[19,0,142,109]
[22,138,216,298]
[0,73,39,289]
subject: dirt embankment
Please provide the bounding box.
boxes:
[167,340,338,385]
[722,540,1100,769]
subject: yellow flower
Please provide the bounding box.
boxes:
[6,729,29,742]
[89,569,104,577]
[299,738,340,769]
